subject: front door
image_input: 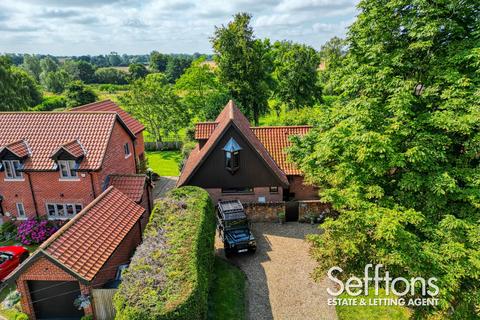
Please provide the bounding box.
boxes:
[285,201,299,221]
[28,280,84,320]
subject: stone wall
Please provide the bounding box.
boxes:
[298,200,333,222]
[244,202,285,222]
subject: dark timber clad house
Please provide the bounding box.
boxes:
[177,100,321,221]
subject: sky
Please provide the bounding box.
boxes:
[0,0,358,56]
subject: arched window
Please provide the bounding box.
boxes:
[223,137,242,174]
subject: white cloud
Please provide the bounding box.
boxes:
[0,0,358,55]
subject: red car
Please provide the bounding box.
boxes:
[0,246,29,281]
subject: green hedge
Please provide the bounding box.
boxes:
[114,186,215,320]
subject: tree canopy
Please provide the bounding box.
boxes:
[211,12,273,125]
[289,0,480,318]
[64,80,97,107]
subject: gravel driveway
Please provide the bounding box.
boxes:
[215,222,337,320]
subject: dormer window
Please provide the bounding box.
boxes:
[2,160,23,180]
[223,137,242,174]
[58,160,78,179]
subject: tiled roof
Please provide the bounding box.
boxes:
[40,187,145,281]
[51,139,85,159]
[106,174,147,202]
[71,100,145,135]
[177,100,289,187]
[195,122,218,139]
[0,112,119,171]
[1,140,31,158]
[252,126,311,175]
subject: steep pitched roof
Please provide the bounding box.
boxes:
[177,100,289,187]
[51,139,85,159]
[106,174,147,203]
[0,140,31,158]
[252,126,311,175]
[71,100,145,135]
[41,186,144,281]
[0,112,127,171]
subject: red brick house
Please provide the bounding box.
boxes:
[70,100,146,168]
[0,109,148,222]
[177,100,321,221]
[5,186,145,320]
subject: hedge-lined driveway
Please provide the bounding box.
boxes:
[216,222,338,320]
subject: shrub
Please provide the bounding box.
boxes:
[15,313,29,320]
[16,218,58,245]
[0,221,17,242]
[31,95,67,111]
[114,186,215,320]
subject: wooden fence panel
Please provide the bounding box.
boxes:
[92,289,117,320]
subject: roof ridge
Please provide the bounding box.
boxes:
[251,125,313,129]
[108,173,147,178]
[70,99,114,110]
[40,186,116,250]
[0,111,118,114]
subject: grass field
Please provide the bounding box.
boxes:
[208,257,246,320]
[336,288,411,320]
[146,151,182,176]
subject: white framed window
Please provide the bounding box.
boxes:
[124,143,131,158]
[46,203,83,219]
[3,160,23,180]
[16,203,26,219]
[58,160,77,179]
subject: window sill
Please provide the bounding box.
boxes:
[58,178,80,182]
[125,154,132,159]
[4,178,25,182]
[48,217,74,221]
[221,192,254,196]
[16,217,28,220]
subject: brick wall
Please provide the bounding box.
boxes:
[16,257,92,320]
[134,132,145,165]
[288,175,319,200]
[244,202,285,222]
[298,200,333,222]
[206,186,283,204]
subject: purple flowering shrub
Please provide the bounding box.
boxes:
[16,218,58,245]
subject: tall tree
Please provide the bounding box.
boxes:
[121,73,188,142]
[40,69,71,93]
[0,56,42,111]
[290,0,480,318]
[64,80,97,107]
[22,54,42,82]
[272,41,321,110]
[128,63,149,80]
[211,12,272,125]
[175,57,230,120]
[165,55,193,83]
[149,51,168,72]
[62,60,96,83]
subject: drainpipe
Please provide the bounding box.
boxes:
[132,137,138,173]
[25,172,39,218]
[88,172,96,200]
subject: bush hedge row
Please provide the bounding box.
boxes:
[114,186,215,320]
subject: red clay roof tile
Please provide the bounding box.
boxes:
[107,174,147,203]
[71,100,145,135]
[41,187,145,281]
[195,122,218,139]
[1,139,31,158]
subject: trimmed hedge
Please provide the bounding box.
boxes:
[114,186,215,320]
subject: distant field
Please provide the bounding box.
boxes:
[146,151,182,176]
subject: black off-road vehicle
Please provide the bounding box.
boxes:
[217,200,256,257]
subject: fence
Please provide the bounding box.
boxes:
[144,141,182,151]
[92,288,117,320]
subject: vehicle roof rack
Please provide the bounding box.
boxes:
[218,200,247,220]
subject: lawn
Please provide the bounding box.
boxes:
[146,151,182,176]
[336,288,412,320]
[208,257,246,320]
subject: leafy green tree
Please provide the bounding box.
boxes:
[318,37,348,95]
[22,54,42,82]
[128,63,149,80]
[272,41,321,110]
[175,57,230,120]
[165,55,193,83]
[121,73,188,142]
[0,56,42,111]
[289,0,480,318]
[64,80,97,107]
[40,69,71,93]
[94,67,128,84]
[149,51,168,72]
[62,60,96,83]
[211,12,273,125]
[107,52,123,66]
[40,56,58,74]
